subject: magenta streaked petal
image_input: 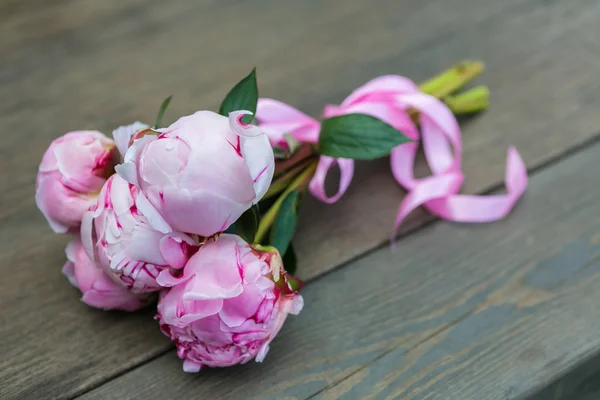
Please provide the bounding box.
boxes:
[239,133,274,204]
[135,191,172,234]
[228,111,263,138]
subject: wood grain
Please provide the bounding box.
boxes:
[79,114,600,400]
[1,0,600,398]
[528,354,600,400]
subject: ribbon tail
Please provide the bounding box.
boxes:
[425,147,528,222]
[391,173,464,245]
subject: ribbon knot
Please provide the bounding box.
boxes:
[256,75,528,237]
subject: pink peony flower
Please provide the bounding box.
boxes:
[62,237,150,311]
[36,130,118,233]
[116,110,274,237]
[156,234,303,372]
[81,174,198,293]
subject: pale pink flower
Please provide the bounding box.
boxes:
[62,237,150,311]
[36,131,118,233]
[116,110,274,237]
[156,234,303,372]
[81,174,197,293]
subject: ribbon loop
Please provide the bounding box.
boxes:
[308,156,355,204]
[256,75,528,237]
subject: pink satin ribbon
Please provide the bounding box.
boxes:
[256,75,528,235]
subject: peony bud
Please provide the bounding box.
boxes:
[36,131,118,233]
[81,174,197,293]
[62,237,150,311]
[116,110,275,237]
[156,234,303,372]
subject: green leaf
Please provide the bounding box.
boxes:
[230,204,259,243]
[269,189,299,255]
[218,68,258,124]
[154,95,173,128]
[282,244,297,275]
[223,224,237,235]
[318,113,411,160]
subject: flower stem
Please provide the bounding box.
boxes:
[274,144,315,177]
[264,157,316,200]
[407,60,489,123]
[444,85,490,114]
[255,160,318,244]
[419,60,484,99]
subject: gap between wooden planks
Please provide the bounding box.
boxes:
[1,0,600,399]
[80,128,600,400]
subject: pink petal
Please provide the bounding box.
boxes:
[112,121,149,157]
[190,314,233,345]
[156,268,190,287]
[182,237,244,299]
[219,284,264,328]
[159,235,189,269]
[127,225,169,265]
[62,260,78,288]
[159,187,248,237]
[183,359,202,373]
[255,344,270,363]
[115,162,138,186]
[239,134,274,203]
[178,298,223,323]
[228,111,263,137]
[135,191,172,234]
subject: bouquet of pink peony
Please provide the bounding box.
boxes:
[36,62,527,372]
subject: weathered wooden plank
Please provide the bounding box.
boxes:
[79,126,600,399]
[528,353,600,400]
[3,0,600,281]
[2,0,600,398]
[316,250,600,396]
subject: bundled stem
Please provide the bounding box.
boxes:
[444,85,490,114]
[265,157,316,200]
[273,144,315,177]
[255,160,318,243]
[420,60,484,99]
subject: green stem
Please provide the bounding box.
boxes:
[264,157,315,200]
[444,85,490,114]
[255,161,318,244]
[419,60,484,98]
[274,144,314,177]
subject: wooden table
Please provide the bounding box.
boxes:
[2,0,600,399]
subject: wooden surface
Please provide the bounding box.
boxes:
[80,140,600,400]
[1,0,600,399]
